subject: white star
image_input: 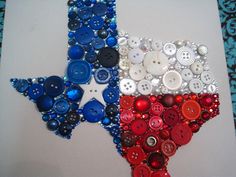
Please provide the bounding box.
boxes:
[79,77,108,108]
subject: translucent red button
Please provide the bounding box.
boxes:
[120,96,134,109]
[163,108,180,126]
[131,119,148,135]
[161,139,177,157]
[171,123,192,145]
[149,116,163,131]
[133,164,151,177]
[127,146,146,165]
[182,100,201,120]
[121,110,134,124]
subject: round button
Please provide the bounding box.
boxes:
[97,47,119,68]
[14,79,29,93]
[121,110,134,124]
[189,79,203,93]
[151,40,163,51]
[82,99,105,123]
[127,146,145,165]
[78,7,92,20]
[98,29,108,39]
[58,123,72,137]
[89,16,104,30]
[103,87,119,103]
[144,51,169,76]
[163,108,180,126]
[85,51,97,63]
[128,36,140,48]
[120,96,134,109]
[92,2,107,16]
[147,152,165,170]
[75,26,94,45]
[119,46,129,56]
[68,45,84,60]
[105,104,119,117]
[162,70,182,90]
[163,43,177,56]
[119,59,131,70]
[119,78,136,95]
[129,64,147,81]
[137,80,153,95]
[171,123,193,145]
[176,46,195,66]
[106,36,117,47]
[197,45,208,56]
[151,170,171,177]
[92,38,105,50]
[118,37,128,46]
[28,84,44,100]
[150,102,164,116]
[161,140,177,157]
[53,98,70,115]
[121,132,137,147]
[191,62,203,74]
[182,100,201,120]
[131,119,148,135]
[36,95,54,112]
[66,111,80,125]
[47,119,59,131]
[94,67,111,84]
[133,164,151,177]
[67,60,91,84]
[133,96,151,113]
[181,68,193,81]
[161,94,175,107]
[201,71,214,84]
[68,19,80,30]
[44,76,65,97]
[65,85,83,102]
[128,48,145,64]
[149,116,163,131]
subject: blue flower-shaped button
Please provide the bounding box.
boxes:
[75,26,94,45]
[94,67,111,84]
[43,76,65,97]
[53,98,70,115]
[103,87,119,103]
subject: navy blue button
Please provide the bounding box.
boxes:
[89,16,104,30]
[82,99,105,123]
[75,26,94,45]
[85,51,97,63]
[92,2,107,16]
[102,117,111,126]
[94,67,111,84]
[36,95,54,112]
[67,60,92,84]
[65,85,84,102]
[58,123,72,137]
[66,111,80,125]
[14,79,29,93]
[78,7,92,20]
[53,98,70,115]
[105,104,118,117]
[44,76,65,97]
[109,79,117,87]
[68,10,77,19]
[68,45,84,60]
[92,37,105,50]
[106,36,117,47]
[97,47,119,68]
[68,20,80,30]
[47,119,59,131]
[109,126,120,137]
[28,84,44,100]
[97,29,108,39]
[103,87,119,103]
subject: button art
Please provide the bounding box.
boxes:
[149,116,163,131]
[133,164,151,177]
[189,79,204,93]
[127,146,145,165]
[191,61,203,74]
[121,110,134,124]
[28,84,44,100]
[181,68,193,81]
[44,76,65,97]
[94,67,111,84]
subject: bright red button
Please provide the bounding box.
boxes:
[131,119,148,135]
[127,146,146,165]
[163,108,180,126]
[120,96,134,109]
[151,170,171,177]
[133,164,151,177]
[161,139,177,157]
[134,96,151,113]
[182,100,201,120]
[171,123,193,145]
[150,102,164,115]
[149,116,163,131]
[121,110,134,124]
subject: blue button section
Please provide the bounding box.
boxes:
[92,37,105,50]
[89,16,104,30]
[75,26,94,45]
[36,95,54,112]
[53,98,70,115]
[78,7,92,20]
[82,99,105,123]
[14,79,29,93]
[94,67,111,84]
[47,119,59,131]
[103,87,119,103]
[66,85,83,102]
[28,84,44,100]
[85,51,97,63]
[44,76,65,97]
[92,2,107,16]
[68,45,84,60]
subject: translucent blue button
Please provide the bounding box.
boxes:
[14,79,29,93]
[65,85,84,102]
[85,51,97,63]
[78,7,92,20]
[28,84,44,100]
[89,16,104,30]
[92,2,107,16]
[106,36,117,47]
[53,98,70,115]
[36,95,54,112]
[82,99,105,123]
[43,76,65,97]
[103,87,119,103]
[94,67,111,84]
[75,26,94,45]
[67,60,92,84]
[92,38,105,50]
[68,45,84,60]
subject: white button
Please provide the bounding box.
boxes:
[143,51,169,75]
[207,84,217,93]
[162,70,182,90]
[128,36,140,48]
[119,46,129,56]
[118,29,126,37]
[151,40,163,51]
[151,78,160,87]
[191,61,203,74]
[197,45,208,56]
[189,79,203,93]
[176,46,195,66]
[201,71,214,84]
[137,80,153,95]
[118,37,128,46]
[128,48,145,64]
[140,39,151,52]
[181,69,193,81]
[119,59,131,71]
[119,78,136,95]
[129,64,147,81]
[145,73,153,80]
[163,43,177,56]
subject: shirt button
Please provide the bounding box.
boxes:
[144,51,169,76]
[65,85,84,102]
[132,164,151,177]
[89,16,104,30]
[131,119,148,135]
[149,116,163,131]
[119,78,136,95]
[181,68,193,81]
[119,59,131,70]
[150,102,164,116]
[97,47,119,68]
[105,104,119,117]
[92,2,107,16]
[44,76,65,97]
[128,48,145,64]
[53,98,70,115]
[163,108,180,126]
[182,100,201,120]
[190,61,203,74]
[189,79,203,93]
[94,67,111,84]
[197,45,208,56]
[151,40,163,51]
[176,46,195,66]
[161,140,177,157]
[102,87,119,103]
[36,95,54,112]
[28,84,44,100]
[129,64,147,81]
[200,71,214,84]
[127,146,145,165]
[163,43,177,56]
[106,36,117,47]
[66,111,80,125]
[68,45,84,60]
[75,26,94,45]
[151,170,171,177]
[147,152,165,170]
[120,110,134,124]
[137,80,153,95]
[120,96,134,109]
[121,132,137,147]
[14,79,29,93]
[171,123,193,145]
[162,70,182,90]
[118,37,128,46]
[128,36,141,48]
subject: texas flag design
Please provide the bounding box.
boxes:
[10,0,220,177]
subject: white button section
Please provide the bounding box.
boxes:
[119,46,129,56]
[151,40,163,51]
[137,80,153,95]
[201,71,214,84]
[197,45,208,56]
[128,48,145,64]
[163,43,177,56]
[119,78,136,95]
[129,64,147,81]
[181,69,193,81]
[189,79,203,93]
[191,61,203,74]
[162,70,182,90]
[128,36,140,48]
[176,46,195,66]
[144,51,169,75]
[119,59,131,70]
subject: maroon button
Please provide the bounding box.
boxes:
[147,152,165,170]
[131,119,148,135]
[161,94,175,107]
[133,164,151,177]
[121,110,134,124]
[150,102,164,115]
[151,170,171,177]
[127,146,146,165]
[171,123,193,145]
[163,108,180,126]
[134,96,151,113]
[161,140,177,157]
[121,132,137,147]
[149,116,163,131]
[142,133,160,152]
[120,96,134,109]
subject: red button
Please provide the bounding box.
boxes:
[131,119,148,135]
[134,96,151,113]
[121,132,137,147]
[182,100,201,120]
[161,140,177,157]
[133,164,151,177]
[150,102,164,115]
[121,110,134,124]
[163,108,180,126]
[127,146,146,165]
[171,123,193,145]
[151,170,171,177]
[142,133,160,152]
[120,96,134,109]
[149,116,163,131]
[147,152,165,170]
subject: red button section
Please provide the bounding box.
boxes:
[151,170,171,177]
[161,140,177,157]
[127,146,146,165]
[150,102,164,115]
[182,100,201,120]
[163,108,180,126]
[149,116,163,131]
[120,96,134,109]
[132,164,151,177]
[121,110,134,124]
[131,119,148,135]
[171,123,193,145]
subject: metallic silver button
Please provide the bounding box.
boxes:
[146,136,157,147]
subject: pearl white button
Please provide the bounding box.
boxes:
[145,73,153,80]
[118,37,128,46]
[128,48,145,64]
[151,40,163,51]
[191,61,203,74]
[143,51,169,75]
[163,43,177,56]
[137,80,153,95]
[162,70,182,90]
[176,46,195,66]
[119,46,129,56]
[129,64,147,81]
[197,45,208,56]
[119,59,131,71]
[207,84,217,93]
[119,78,136,95]
[189,79,203,93]
[181,69,193,81]
[201,71,214,84]
[128,36,140,48]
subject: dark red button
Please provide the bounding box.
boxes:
[171,123,193,145]
[134,96,151,113]
[120,96,134,109]
[150,102,164,115]
[182,100,201,120]
[163,108,180,126]
[127,146,146,165]
[161,140,177,157]
[121,132,137,147]
[131,119,148,135]
[133,164,151,177]
[151,170,171,177]
[147,152,165,170]
[121,110,134,124]
[149,116,163,131]
[161,94,175,107]
[142,132,160,152]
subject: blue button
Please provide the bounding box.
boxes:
[68,20,80,30]
[47,119,59,131]
[102,117,111,126]
[53,98,70,115]
[75,26,94,45]
[14,79,29,93]
[82,99,105,123]
[85,51,97,63]
[106,36,117,47]
[103,87,119,103]
[67,60,92,84]
[78,7,92,20]
[109,126,120,137]
[89,16,104,30]
[92,2,107,16]
[68,45,84,60]
[65,85,84,102]
[58,123,72,137]
[36,95,54,112]
[92,37,105,50]
[94,67,111,84]
[28,84,44,100]
[44,76,65,97]
[105,104,118,117]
